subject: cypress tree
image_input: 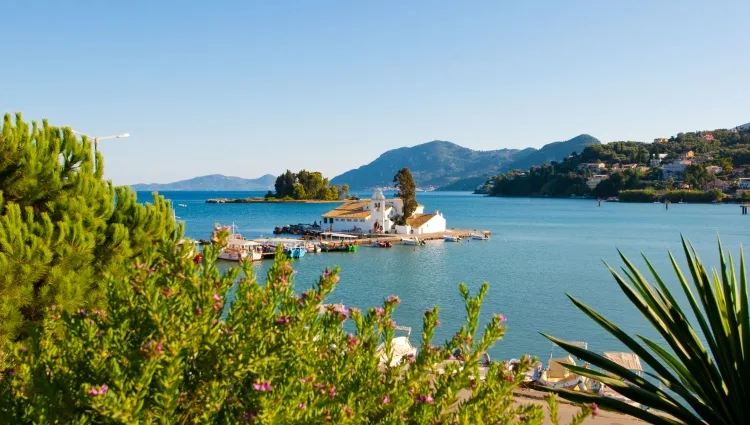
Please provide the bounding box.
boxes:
[0,113,175,345]
[393,168,418,224]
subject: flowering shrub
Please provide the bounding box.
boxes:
[0,230,591,424]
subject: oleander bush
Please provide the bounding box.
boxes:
[0,228,591,424]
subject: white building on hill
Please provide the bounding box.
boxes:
[321,189,446,235]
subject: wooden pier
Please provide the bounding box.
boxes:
[741,204,750,215]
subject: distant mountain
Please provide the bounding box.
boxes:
[502,134,601,172]
[131,174,277,191]
[330,141,527,189]
[436,135,601,191]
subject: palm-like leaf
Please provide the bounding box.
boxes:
[542,237,748,425]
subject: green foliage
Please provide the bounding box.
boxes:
[661,189,723,203]
[591,169,646,198]
[0,231,590,424]
[544,238,749,425]
[682,164,711,189]
[393,168,418,224]
[618,189,658,202]
[272,170,343,201]
[489,166,589,198]
[0,113,175,346]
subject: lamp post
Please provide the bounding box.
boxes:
[72,130,130,152]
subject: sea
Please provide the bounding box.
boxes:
[137,190,749,362]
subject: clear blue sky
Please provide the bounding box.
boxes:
[2,1,748,185]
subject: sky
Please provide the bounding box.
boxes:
[2,1,749,185]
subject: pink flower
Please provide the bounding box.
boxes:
[505,375,514,383]
[332,305,347,317]
[276,316,290,324]
[324,267,330,277]
[89,384,108,396]
[298,403,306,410]
[382,395,390,404]
[387,319,397,329]
[213,294,222,301]
[328,385,336,397]
[592,402,599,416]
[253,381,273,392]
[407,353,416,364]
[417,394,434,404]
[386,295,400,305]
[499,314,506,322]
[375,307,385,317]
[79,309,87,317]
[300,377,313,383]
[156,344,164,353]
[163,287,173,297]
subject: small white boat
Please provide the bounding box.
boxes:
[218,224,263,262]
[443,235,461,242]
[401,237,425,246]
[376,326,417,367]
[178,203,188,208]
[471,232,490,240]
[533,341,591,391]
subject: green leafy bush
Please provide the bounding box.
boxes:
[545,239,748,424]
[0,230,591,424]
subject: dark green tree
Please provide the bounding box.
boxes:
[0,113,176,346]
[393,168,418,224]
[274,170,296,198]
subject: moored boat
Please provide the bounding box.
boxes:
[532,341,591,391]
[443,235,461,242]
[372,240,393,248]
[401,237,425,246]
[218,224,263,262]
[376,326,417,367]
[471,232,490,240]
[285,246,306,258]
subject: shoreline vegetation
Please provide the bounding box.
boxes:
[478,127,750,203]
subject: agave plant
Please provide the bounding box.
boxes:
[542,238,749,425]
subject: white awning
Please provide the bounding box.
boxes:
[320,232,357,239]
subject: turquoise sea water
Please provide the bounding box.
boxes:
[137,191,750,362]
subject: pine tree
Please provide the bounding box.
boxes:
[0,113,176,346]
[393,168,418,224]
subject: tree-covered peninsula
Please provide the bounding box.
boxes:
[483,127,750,202]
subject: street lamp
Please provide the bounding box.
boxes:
[72,130,130,152]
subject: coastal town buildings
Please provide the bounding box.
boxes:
[321,189,446,235]
[654,137,670,143]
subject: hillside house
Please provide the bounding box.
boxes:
[578,162,606,172]
[321,189,446,235]
[679,151,695,160]
[654,138,670,143]
[706,179,730,191]
[736,178,750,197]
[706,165,723,175]
[701,133,714,141]
[662,160,692,179]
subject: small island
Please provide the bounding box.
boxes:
[206,169,354,204]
